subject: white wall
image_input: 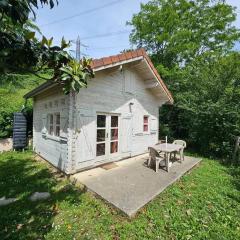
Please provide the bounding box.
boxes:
[74,65,161,171]
[33,86,70,173]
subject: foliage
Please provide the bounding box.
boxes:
[129,0,240,78]
[0,151,239,239]
[160,53,240,158]
[0,0,57,23]
[58,57,93,94]
[0,0,94,95]
[0,0,56,72]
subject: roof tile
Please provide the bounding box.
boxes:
[111,55,119,63]
[125,51,132,59]
[118,53,126,61]
[131,50,138,58]
[102,57,112,66]
[92,59,104,68]
[136,49,143,57]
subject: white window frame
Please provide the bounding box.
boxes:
[143,115,149,133]
[55,113,60,137]
[48,114,54,135]
[47,112,60,137]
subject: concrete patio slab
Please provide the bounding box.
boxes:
[72,154,201,216]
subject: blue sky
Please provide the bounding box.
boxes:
[35,0,240,59]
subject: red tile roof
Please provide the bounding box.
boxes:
[92,48,173,103]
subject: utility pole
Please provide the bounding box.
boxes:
[74,35,88,60]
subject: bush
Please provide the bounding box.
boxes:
[160,53,240,159]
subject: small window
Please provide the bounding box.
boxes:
[47,113,60,137]
[143,116,149,132]
[55,113,60,136]
[48,114,54,135]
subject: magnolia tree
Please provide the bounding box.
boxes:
[0,0,94,94]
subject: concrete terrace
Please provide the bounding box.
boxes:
[72,154,202,217]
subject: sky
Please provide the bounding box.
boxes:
[35,0,240,59]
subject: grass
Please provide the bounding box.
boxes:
[0,151,239,240]
[0,73,46,138]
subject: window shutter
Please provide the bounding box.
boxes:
[132,113,142,135]
[124,71,135,94]
[150,117,158,132]
[77,109,95,162]
[121,115,133,153]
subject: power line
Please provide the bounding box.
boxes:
[87,45,131,50]
[71,30,131,45]
[40,0,127,27]
[81,30,131,40]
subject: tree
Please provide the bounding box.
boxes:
[159,53,240,158]
[0,0,94,94]
[129,0,240,82]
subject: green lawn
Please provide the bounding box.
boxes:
[0,151,239,240]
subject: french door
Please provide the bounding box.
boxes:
[96,114,119,162]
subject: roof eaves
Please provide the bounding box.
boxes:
[93,56,144,72]
[24,81,57,99]
[143,54,174,104]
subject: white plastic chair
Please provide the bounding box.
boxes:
[172,140,187,162]
[148,147,165,172]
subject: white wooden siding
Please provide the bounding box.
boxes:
[32,86,70,173]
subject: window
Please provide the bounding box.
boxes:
[48,113,60,137]
[55,113,60,136]
[143,116,149,132]
[48,114,54,135]
[96,115,106,156]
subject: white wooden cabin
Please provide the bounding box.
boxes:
[24,49,173,174]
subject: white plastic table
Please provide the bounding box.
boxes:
[154,143,183,172]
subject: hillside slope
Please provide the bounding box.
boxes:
[0,74,45,138]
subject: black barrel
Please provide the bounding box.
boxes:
[13,112,27,150]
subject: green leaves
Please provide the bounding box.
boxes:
[61,37,70,50]
[58,59,94,95]
[0,0,94,95]
[129,0,240,74]
[41,36,53,48]
[0,0,58,24]
[25,31,35,40]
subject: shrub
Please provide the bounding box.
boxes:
[160,53,240,159]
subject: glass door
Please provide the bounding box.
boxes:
[96,114,119,161]
[110,115,119,155]
[96,115,107,158]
